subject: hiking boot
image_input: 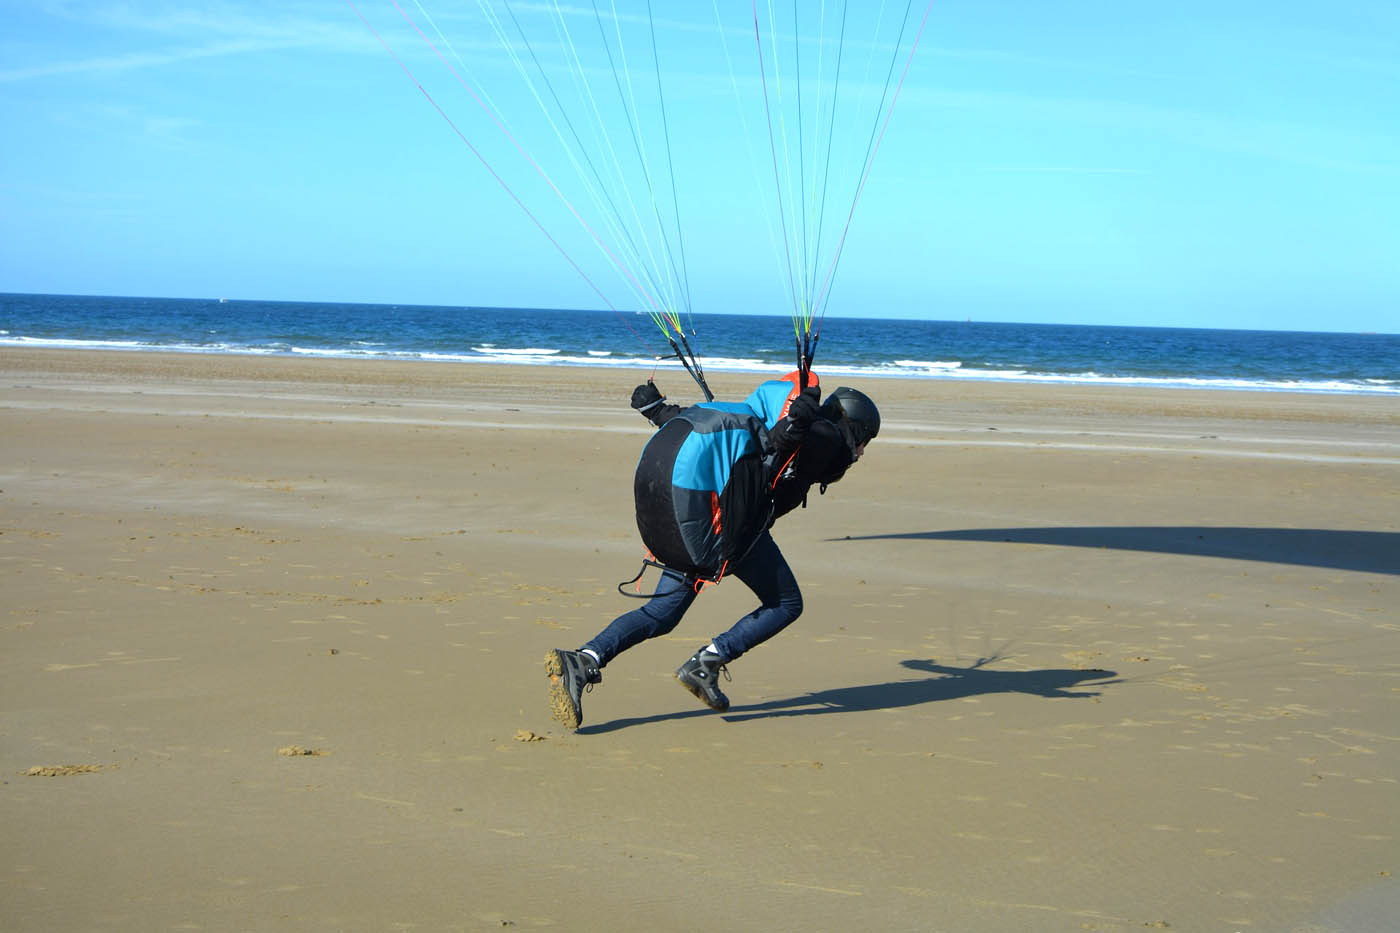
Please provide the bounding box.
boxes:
[545,649,601,730]
[676,647,730,712]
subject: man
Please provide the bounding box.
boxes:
[545,376,880,730]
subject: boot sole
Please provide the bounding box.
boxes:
[544,650,582,730]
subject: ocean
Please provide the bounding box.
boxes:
[1,293,1396,396]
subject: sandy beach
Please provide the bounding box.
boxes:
[2,348,1397,931]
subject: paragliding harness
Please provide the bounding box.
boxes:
[618,371,816,598]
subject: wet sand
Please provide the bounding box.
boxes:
[2,349,1397,931]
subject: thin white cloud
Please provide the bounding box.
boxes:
[40,0,340,40]
[913,87,1400,177]
[38,102,205,150]
[0,37,311,82]
[975,165,1148,175]
[3,1,382,83]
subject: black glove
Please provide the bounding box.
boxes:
[786,386,821,425]
[631,381,665,414]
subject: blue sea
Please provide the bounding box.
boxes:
[1,293,1396,396]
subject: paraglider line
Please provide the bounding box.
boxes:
[668,336,714,402]
[807,0,849,318]
[752,1,802,345]
[499,0,664,323]
[812,0,933,342]
[384,0,675,328]
[648,0,696,327]
[347,0,656,346]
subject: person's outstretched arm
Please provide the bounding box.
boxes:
[630,381,681,427]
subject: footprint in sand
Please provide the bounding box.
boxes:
[25,764,106,776]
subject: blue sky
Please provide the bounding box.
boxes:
[2,2,1397,333]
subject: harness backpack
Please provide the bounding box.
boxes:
[632,373,815,581]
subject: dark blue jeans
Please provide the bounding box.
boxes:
[584,531,804,665]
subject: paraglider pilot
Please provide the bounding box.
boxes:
[545,375,880,730]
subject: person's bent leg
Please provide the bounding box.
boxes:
[549,568,699,730]
[583,568,698,665]
[710,532,803,662]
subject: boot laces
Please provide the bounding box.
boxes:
[698,653,730,683]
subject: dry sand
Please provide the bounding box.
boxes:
[2,348,1397,931]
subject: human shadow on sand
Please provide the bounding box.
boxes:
[832,526,1399,576]
[579,658,1118,734]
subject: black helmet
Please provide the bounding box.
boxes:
[821,386,880,447]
